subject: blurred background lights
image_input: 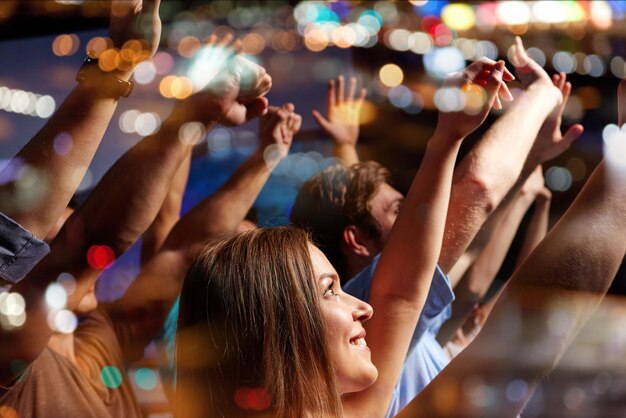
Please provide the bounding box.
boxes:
[441,3,475,31]
[386,29,411,51]
[553,51,577,74]
[208,128,233,155]
[388,85,413,108]
[133,61,156,85]
[379,63,403,87]
[525,47,546,67]
[532,1,568,24]
[545,166,573,192]
[134,368,157,391]
[506,379,529,403]
[178,121,206,146]
[424,47,465,79]
[0,86,55,119]
[408,32,433,54]
[101,365,123,389]
[35,95,56,118]
[53,309,78,333]
[0,292,26,330]
[52,34,79,56]
[119,109,141,134]
[434,87,465,112]
[134,112,161,136]
[87,244,116,269]
[583,55,606,77]
[57,272,77,296]
[0,292,25,317]
[53,132,73,156]
[496,1,531,25]
[45,283,67,310]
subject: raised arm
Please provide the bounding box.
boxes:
[396,80,626,418]
[0,41,271,385]
[343,59,511,417]
[312,75,366,166]
[0,0,161,240]
[515,186,551,267]
[437,167,546,344]
[106,104,301,355]
[439,38,581,278]
[140,151,192,265]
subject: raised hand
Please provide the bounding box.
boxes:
[259,103,302,166]
[435,58,514,140]
[526,72,584,169]
[175,34,272,127]
[108,0,162,68]
[510,36,553,89]
[312,75,366,148]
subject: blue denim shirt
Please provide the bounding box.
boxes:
[0,212,50,292]
[343,254,454,418]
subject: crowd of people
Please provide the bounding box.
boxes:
[1,1,625,417]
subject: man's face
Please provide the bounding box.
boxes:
[366,182,403,251]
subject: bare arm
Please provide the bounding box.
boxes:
[515,187,551,267]
[343,59,511,418]
[312,75,366,166]
[108,104,301,355]
[0,0,161,240]
[0,40,272,385]
[397,156,626,418]
[140,151,192,265]
[437,168,545,344]
[439,39,581,277]
[396,79,626,418]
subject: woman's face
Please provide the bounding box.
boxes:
[309,244,378,394]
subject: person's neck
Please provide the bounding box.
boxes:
[47,332,76,364]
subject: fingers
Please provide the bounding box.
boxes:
[512,36,529,68]
[312,109,332,131]
[561,124,584,149]
[355,87,367,110]
[347,77,357,103]
[337,75,345,105]
[483,61,506,110]
[328,79,336,110]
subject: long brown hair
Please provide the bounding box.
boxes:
[175,227,342,418]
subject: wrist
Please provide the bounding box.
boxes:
[432,125,466,145]
[255,144,286,170]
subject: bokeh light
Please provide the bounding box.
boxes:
[101,365,123,389]
[87,245,116,269]
[134,368,157,391]
[379,64,403,87]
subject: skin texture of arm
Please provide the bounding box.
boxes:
[515,187,551,268]
[342,59,509,418]
[439,39,580,279]
[394,79,626,418]
[396,158,626,418]
[105,104,302,356]
[0,0,161,240]
[140,151,192,266]
[312,75,366,166]
[437,168,545,345]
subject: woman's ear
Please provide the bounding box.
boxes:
[343,225,372,258]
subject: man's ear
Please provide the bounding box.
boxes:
[343,225,372,258]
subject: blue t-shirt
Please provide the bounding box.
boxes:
[344,254,454,418]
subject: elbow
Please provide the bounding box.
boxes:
[458,172,499,216]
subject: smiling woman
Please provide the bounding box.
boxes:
[175,227,344,418]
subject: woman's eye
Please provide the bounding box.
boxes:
[323,286,336,297]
